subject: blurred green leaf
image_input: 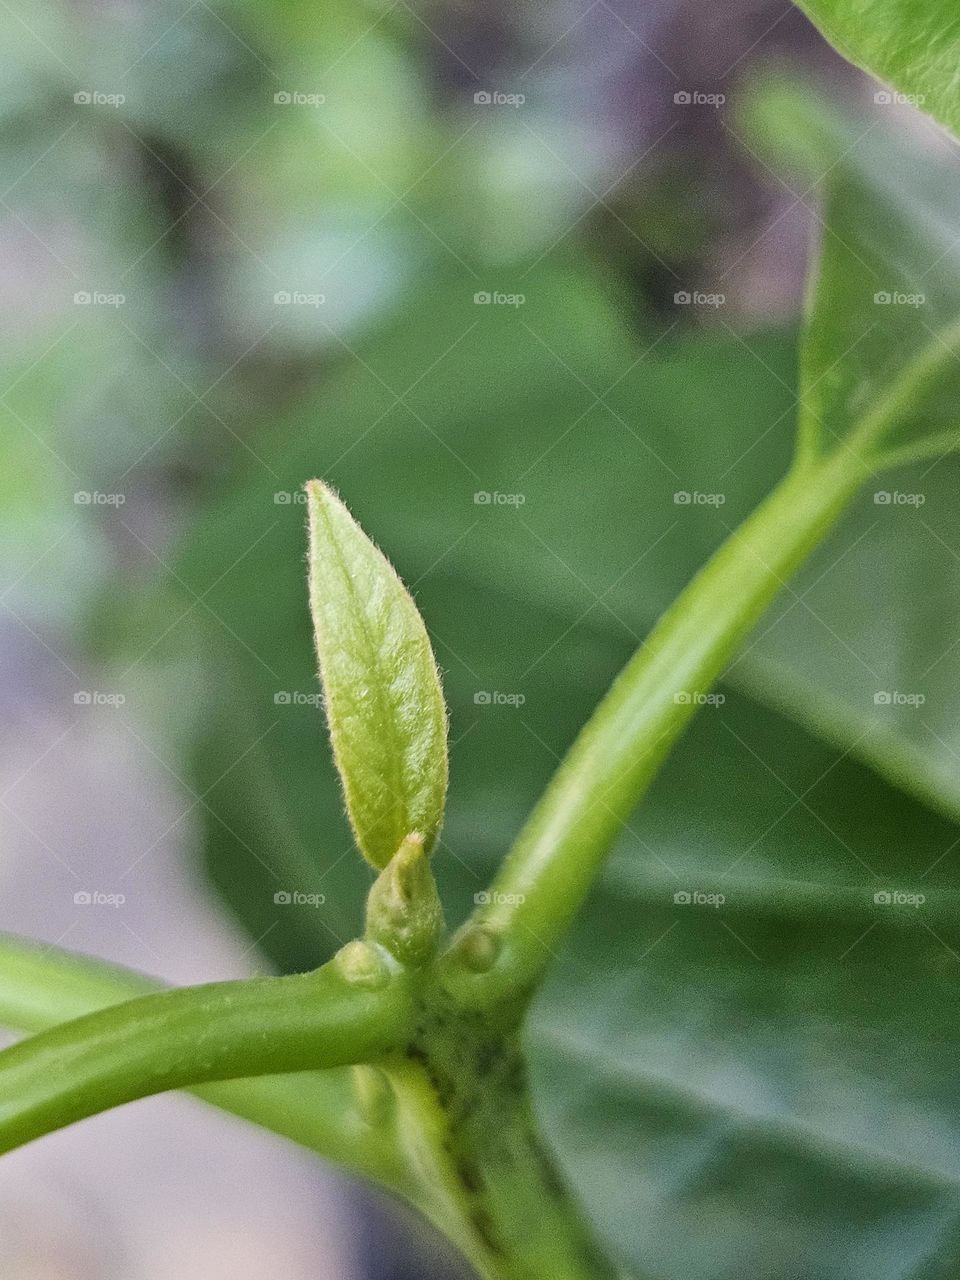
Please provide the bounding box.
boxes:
[724,84,960,825]
[745,81,960,469]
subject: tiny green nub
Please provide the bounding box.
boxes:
[366,834,444,966]
[451,923,502,974]
[334,940,390,989]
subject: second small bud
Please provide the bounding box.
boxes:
[365,833,444,966]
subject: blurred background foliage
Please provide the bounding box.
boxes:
[7,1,960,1278]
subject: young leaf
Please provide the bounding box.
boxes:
[306,480,448,869]
[793,0,960,142]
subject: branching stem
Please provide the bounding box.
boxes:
[0,949,414,1155]
[452,446,869,1004]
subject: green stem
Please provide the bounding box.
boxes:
[398,1009,623,1280]
[0,933,413,1191]
[0,949,413,1155]
[452,447,867,1003]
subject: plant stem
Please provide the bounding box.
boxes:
[388,1000,623,1280]
[453,447,867,1003]
[0,950,414,1155]
[0,933,417,1191]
